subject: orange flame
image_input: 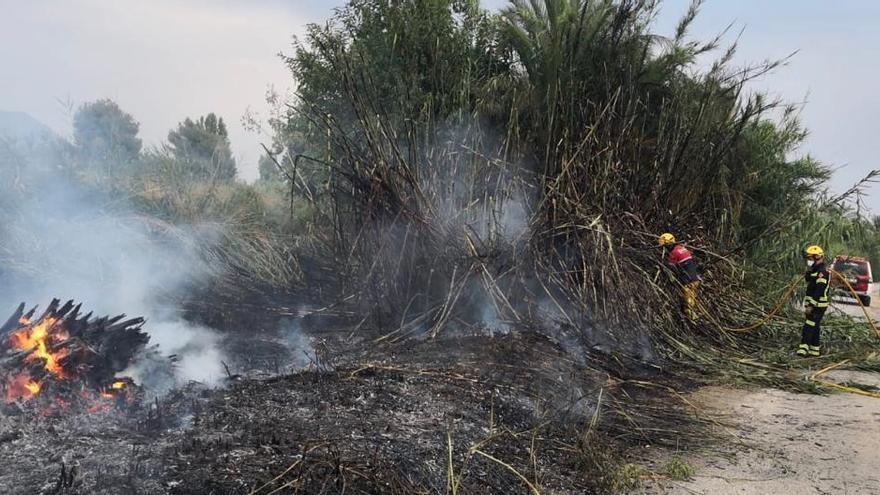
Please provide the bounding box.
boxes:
[9,317,69,379]
[4,374,41,402]
[5,314,140,409]
[5,316,70,403]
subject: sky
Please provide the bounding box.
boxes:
[1,0,878,209]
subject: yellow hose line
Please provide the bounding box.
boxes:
[695,268,880,336]
[689,268,880,399]
[695,277,802,334]
[810,359,880,400]
[816,382,880,399]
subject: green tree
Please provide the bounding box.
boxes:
[735,117,830,242]
[167,113,237,181]
[283,0,501,140]
[73,99,142,169]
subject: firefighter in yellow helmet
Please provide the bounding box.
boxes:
[658,233,701,321]
[799,245,830,356]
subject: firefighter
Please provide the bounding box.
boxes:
[799,245,830,356]
[658,233,701,321]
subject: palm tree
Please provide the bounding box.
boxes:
[499,0,616,164]
[497,0,716,178]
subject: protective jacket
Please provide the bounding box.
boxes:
[668,244,699,284]
[804,263,830,309]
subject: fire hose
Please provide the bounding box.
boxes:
[688,269,880,399]
[811,269,880,399]
[694,276,803,334]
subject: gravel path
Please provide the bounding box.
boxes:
[642,373,880,495]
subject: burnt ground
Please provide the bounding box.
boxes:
[0,326,702,495]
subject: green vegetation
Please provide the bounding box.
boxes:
[574,430,647,492]
[166,113,238,182]
[73,98,142,171]
[607,463,646,492]
[0,101,293,301]
[263,0,880,356]
[664,457,696,481]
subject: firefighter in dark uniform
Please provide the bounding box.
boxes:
[658,233,700,321]
[799,245,830,356]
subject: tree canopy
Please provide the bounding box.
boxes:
[73,99,142,168]
[167,113,237,181]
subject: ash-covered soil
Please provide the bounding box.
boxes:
[0,383,204,494]
[166,332,613,495]
[0,330,690,495]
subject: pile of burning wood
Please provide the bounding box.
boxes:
[0,299,149,414]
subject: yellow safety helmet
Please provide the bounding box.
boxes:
[658,233,676,247]
[805,245,824,257]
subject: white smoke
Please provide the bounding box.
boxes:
[480,303,511,336]
[279,307,317,370]
[496,192,530,243]
[0,159,229,391]
[139,321,226,383]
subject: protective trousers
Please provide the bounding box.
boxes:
[799,307,826,356]
[682,280,700,322]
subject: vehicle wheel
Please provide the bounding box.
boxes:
[860,295,871,307]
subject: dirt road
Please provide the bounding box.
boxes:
[640,372,880,495]
[638,284,880,494]
[830,282,880,322]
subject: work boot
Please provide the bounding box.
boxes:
[796,344,809,356]
[808,345,821,357]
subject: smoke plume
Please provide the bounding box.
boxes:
[0,137,228,391]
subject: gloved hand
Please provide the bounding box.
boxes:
[805,305,814,317]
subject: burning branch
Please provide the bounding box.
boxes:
[0,299,149,411]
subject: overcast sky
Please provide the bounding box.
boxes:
[1,0,878,209]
